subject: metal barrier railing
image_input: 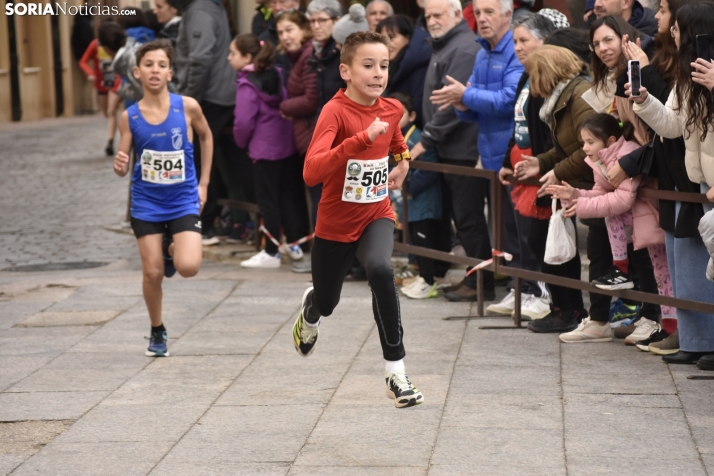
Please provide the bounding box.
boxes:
[397,160,714,329]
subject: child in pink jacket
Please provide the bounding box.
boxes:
[548,114,675,334]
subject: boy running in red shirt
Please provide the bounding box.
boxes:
[292,31,423,408]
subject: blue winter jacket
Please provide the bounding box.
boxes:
[455,30,524,171]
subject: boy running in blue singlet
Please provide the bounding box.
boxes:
[113,39,212,357]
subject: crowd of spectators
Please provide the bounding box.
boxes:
[78,0,714,369]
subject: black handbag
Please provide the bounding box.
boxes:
[637,133,656,176]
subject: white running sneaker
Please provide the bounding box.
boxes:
[559,317,614,343]
[624,317,660,346]
[400,276,423,295]
[403,277,439,299]
[487,289,517,315]
[240,250,281,268]
[520,294,551,320]
[280,244,304,261]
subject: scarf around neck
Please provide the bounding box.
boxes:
[539,75,578,130]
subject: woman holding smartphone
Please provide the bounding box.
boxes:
[627,2,714,368]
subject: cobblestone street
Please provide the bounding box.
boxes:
[1,117,713,475]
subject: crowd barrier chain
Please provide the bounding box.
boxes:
[396,159,714,329]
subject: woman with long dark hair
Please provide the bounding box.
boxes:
[607,0,700,353]
[629,2,714,367]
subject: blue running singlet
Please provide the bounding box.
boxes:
[128,93,199,222]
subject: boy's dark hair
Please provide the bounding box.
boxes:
[387,91,414,114]
[376,14,414,40]
[340,31,390,66]
[135,39,174,66]
[233,33,275,73]
[98,21,127,53]
[579,113,634,143]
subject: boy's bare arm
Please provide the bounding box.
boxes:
[113,111,133,177]
[185,97,212,211]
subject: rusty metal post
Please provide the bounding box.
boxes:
[513,277,522,328]
[477,269,484,316]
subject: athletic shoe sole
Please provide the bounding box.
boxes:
[292,287,318,357]
[486,304,515,315]
[559,336,613,343]
[635,343,651,352]
[521,308,551,320]
[145,349,170,357]
[649,346,680,356]
[593,282,635,290]
[385,387,424,408]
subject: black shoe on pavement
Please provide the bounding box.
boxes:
[105,140,114,157]
[635,329,669,352]
[527,309,582,333]
[662,351,712,365]
[443,285,495,302]
[592,266,634,290]
[696,354,714,370]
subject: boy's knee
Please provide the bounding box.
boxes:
[143,266,163,283]
[177,263,200,278]
[366,262,394,283]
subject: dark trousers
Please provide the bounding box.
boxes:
[529,217,584,312]
[197,102,255,229]
[440,159,494,291]
[584,219,613,321]
[309,218,405,361]
[503,187,543,297]
[409,218,451,284]
[253,155,310,255]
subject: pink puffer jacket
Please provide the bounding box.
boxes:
[570,136,665,249]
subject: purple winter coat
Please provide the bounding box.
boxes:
[233,65,296,161]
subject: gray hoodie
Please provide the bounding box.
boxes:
[174,0,235,106]
[421,20,481,162]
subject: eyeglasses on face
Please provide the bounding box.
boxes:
[309,17,333,26]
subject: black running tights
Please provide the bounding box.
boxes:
[308,218,405,361]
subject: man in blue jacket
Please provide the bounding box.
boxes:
[431,0,523,172]
[430,0,524,302]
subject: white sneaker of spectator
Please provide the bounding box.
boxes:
[400,276,423,295]
[403,277,439,299]
[240,250,281,269]
[487,289,517,315]
[520,294,551,320]
[279,244,304,261]
[624,317,660,346]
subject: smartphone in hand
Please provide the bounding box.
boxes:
[628,60,641,97]
[697,34,711,63]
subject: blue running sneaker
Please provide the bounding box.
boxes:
[162,233,176,278]
[145,329,169,357]
[609,299,641,328]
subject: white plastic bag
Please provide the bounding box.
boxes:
[544,199,577,265]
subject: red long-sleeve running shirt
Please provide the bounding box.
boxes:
[304,90,408,243]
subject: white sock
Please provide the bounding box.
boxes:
[385,359,405,375]
[304,317,320,328]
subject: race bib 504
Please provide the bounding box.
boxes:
[140,149,185,185]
